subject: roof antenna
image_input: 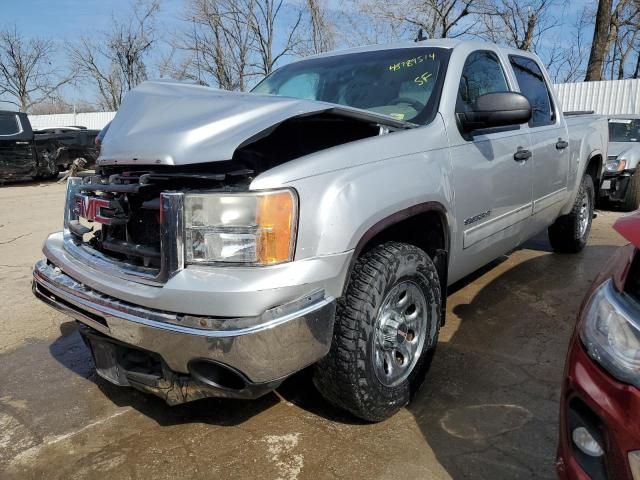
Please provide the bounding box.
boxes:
[415,28,426,42]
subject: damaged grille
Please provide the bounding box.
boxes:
[65,167,253,283]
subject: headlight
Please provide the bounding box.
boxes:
[580,279,640,387]
[184,189,297,265]
[605,157,627,172]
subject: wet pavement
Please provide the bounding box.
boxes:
[0,178,629,479]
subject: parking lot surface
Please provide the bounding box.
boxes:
[0,178,628,479]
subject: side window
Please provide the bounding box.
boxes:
[0,114,20,136]
[509,55,555,127]
[457,51,509,112]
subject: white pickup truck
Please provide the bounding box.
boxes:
[33,39,608,421]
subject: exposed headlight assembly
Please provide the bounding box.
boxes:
[605,157,627,173]
[184,189,298,265]
[580,279,640,387]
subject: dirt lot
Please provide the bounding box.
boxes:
[0,177,628,480]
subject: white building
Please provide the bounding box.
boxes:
[28,111,116,130]
[554,79,640,115]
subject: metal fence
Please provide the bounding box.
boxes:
[554,79,640,115]
[28,111,116,130]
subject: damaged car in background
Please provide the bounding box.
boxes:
[33,39,608,421]
[0,110,99,180]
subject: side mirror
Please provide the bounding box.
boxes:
[458,92,532,132]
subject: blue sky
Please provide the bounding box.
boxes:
[1,0,183,38]
[0,0,599,110]
[0,0,185,108]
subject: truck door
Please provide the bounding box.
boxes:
[447,50,534,281]
[0,112,36,177]
[508,55,569,232]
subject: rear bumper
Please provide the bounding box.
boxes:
[557,335,640,480]
[33,259,336,395]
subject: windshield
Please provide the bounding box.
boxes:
[252,48,450,125]
[609,119,640,142]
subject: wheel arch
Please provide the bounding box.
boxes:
[344,202,450,323]
[585,151,603,187]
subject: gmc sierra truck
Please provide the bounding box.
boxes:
[33,39,608,421]
[0,111,99,180]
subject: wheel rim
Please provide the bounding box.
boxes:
[373,280,430,387]
[578,189,591,238]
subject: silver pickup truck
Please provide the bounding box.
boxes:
[33,39,607,421]
[600,116,640,210]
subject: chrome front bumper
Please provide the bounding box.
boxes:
[33,259,336,388]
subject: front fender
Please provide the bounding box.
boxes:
[250,118,454,260]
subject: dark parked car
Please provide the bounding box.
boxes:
[0,110,99,180]
[557,212,640,479]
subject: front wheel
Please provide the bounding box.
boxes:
[313,241,441,422]
[548,174,594,253]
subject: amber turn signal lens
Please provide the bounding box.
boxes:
[256,191,296,264]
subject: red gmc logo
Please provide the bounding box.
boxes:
[73,194,115,225]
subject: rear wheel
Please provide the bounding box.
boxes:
[313,241,441,422]
[548,174,594,253]
[621,173,640,212]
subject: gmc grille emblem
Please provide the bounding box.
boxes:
[73,194,116,225]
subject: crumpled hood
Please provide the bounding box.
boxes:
[98,80,406,167]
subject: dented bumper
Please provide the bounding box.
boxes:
[32,259,336,402]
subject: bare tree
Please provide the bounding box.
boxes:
[250,0,303,75]
[584,0,638,81]
[478,0,563,51]
[173,0,255,91]
[0,26,73,112]
[111,0,160,91]
[304,0,335,54]
[68,38,124,110]
[546,7,591,82]
[347,0,481,42]
[612,27,639,78]
[170,0,304,89]
[68,0,160,109]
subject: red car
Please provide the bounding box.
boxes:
[557,212,640,480]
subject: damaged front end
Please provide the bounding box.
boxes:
[64,81,408,282]
[35,81,407,404]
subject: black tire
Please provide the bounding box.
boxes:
[313,241,441,422]
[548,174,594,253]
[621,173,640,212]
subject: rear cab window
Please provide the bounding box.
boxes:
[0,114,20,136]
[509,55,556,127]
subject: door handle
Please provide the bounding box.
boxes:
[556,139,569,150]
[514,148,532,161]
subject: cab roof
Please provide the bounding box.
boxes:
[301,39,537,62]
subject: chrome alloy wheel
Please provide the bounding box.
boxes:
[578,188,591,238]
[373,281,432,387]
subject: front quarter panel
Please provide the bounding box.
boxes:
[561,116,608,216]
[250,117,454,260]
